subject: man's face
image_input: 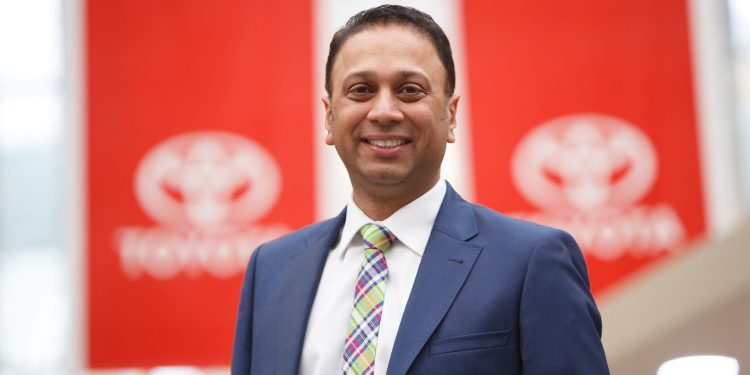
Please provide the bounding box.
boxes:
[324,24,458,196]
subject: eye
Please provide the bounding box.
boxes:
[346,84,375,100]
[398,84,426,101]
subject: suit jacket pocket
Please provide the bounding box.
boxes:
[429,329,512,356]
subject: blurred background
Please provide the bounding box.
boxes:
[0,0,748,374]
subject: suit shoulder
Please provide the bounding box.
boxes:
[468,202,571,242]
[464,202,587,277]
[265,217,338,248]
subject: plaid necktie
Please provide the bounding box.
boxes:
[342,223,396,375]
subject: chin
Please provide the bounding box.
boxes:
[361,168,410,187]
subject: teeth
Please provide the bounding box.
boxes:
[369,139,406,148]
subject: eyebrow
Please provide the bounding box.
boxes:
[341,70,432,85]
[343,70,376,82]
[396,70,430,82]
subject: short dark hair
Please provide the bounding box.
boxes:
[324,4,456,98]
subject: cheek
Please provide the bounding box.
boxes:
[411,108,448,135]
[329,112,363,142]
[334,101,368,123]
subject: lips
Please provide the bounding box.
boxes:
[363,137,411,149]
[368,139,406,148]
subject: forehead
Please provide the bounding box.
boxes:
[331,24,445,86]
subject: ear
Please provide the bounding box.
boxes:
[323,96,334,146]
[447,95,460,143]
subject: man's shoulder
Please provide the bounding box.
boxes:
[437,182,573,249]
[264,217,340,247]
[458,197,572,246]
[459,199,583,267]
[471,202,559,234]
[255,213,344,256]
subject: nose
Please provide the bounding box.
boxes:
[367,91,404,125]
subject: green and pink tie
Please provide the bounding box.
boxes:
[342,223,396,375]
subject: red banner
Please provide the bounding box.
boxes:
[463,0,705,295]
[87,0,314,367]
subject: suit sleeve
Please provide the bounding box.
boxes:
[519,230,610,374]
[232,245,262,374]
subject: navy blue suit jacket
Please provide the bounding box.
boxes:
[232,184,609,374]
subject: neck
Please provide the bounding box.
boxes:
[352,177,440,221]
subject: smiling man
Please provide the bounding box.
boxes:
[232,5,609,375]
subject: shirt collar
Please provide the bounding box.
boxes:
[335,178,447,258]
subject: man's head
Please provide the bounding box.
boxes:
[323,5,459,210]
[325,5,456,98]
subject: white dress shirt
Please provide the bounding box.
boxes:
[300,179,447,375]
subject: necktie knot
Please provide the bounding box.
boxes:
[359,223,395,252]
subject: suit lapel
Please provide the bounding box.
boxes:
[275,210,346,375]
[386,185,482,375]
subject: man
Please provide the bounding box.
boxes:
[233,5,609,374]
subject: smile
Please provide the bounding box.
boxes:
[365,138,410,149]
